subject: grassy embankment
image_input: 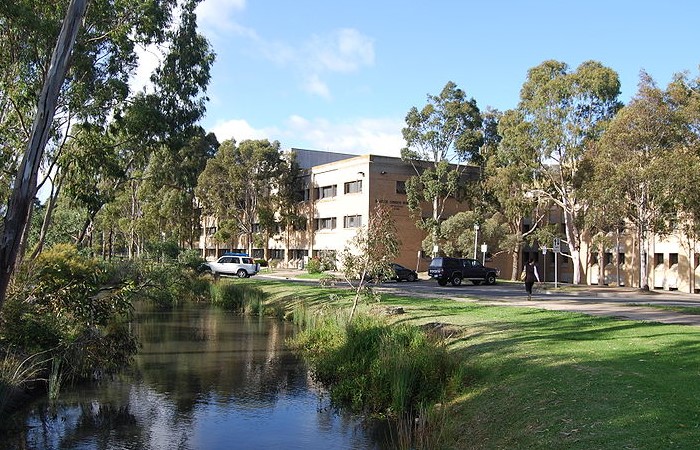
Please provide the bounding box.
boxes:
[240,277,700,450]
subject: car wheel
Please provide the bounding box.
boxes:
[437,278,448,286]
[406,273,417,282]
[472,280,482,285]
[236,269,248,278]
[450,275,462,286]
[486,274,496,285]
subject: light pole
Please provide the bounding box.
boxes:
[473,223,479,259]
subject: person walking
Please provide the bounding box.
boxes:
[523,259,540,300]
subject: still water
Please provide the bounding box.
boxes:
[2,304,386,449]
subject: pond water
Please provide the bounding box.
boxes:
[1,304,388,449]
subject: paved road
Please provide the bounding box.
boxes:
[257,270,700,326]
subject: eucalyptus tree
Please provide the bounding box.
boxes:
[516,60,622,284]
[138,130,218,253]
[595,72,700,288]
[0,0,212,304]
[400,81,483,256]
[486,108,545,279]
[196,139,291,255]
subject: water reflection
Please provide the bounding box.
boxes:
[1,304,386,450]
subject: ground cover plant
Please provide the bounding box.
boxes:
[242,278,700,450]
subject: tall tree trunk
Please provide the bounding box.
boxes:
[30,175,64,260]
[0,0,88,307]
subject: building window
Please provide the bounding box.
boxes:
[251,223,261,233]
[344,180,362,194]
[252,249,264,259]
[344,215,362,228]
[291,249,308,260]
[655,253,664,266]
[298,188,310,201]
[293,217,307,231]
[315,184,337,199]
[270,249,285,259]
[206,227,217,236]
[315,217,337,230]
[396,180,406,194]
[618,253,626,265]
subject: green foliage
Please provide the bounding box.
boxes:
[209,281,267,315]
[0,244,138,385]
[306,257,323,274]
[401,81,484,250]
[196,138,298,252]
[255,259,269,267]
[137,260,210,307]
[178,249,207,270]
[291,312,459,415]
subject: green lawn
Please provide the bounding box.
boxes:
[244,279,700,449]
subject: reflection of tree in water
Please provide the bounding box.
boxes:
[2,305,384,450]
[54,403,143,450]
[133,306,310,415]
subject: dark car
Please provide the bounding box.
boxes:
[389,263,418,282]
[428,257,499,286]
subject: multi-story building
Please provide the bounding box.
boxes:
[198,148,700,294]
[199,148,474,272]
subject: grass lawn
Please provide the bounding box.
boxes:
[243,278,700,449]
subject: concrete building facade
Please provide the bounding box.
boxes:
[198,148,700,294]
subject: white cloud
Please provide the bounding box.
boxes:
[130,44,162,93]
[282,115,404,157]
[210,118,273,143]
[196,0,247,38]
[207,115,405,157]
[195,0,375,99]
[302,74,331,99]
[306,28,375,73]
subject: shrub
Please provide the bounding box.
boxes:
[210,281,267,315]
[290,312,458,415]
[0,244,139,388]
[306,257,322,274]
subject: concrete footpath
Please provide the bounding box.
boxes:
[256,269,700,327]
[473,286,700,326]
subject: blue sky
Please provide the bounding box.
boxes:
[191,0,700,157]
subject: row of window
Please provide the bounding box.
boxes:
[299,180,408,201]
[316,215,362,230]
[203,213,363,237]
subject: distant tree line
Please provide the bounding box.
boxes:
[3,0,700,310]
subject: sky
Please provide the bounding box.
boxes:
[185,0,700,157]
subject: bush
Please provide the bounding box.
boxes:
[290,312,458,415]
[210,281,267,315]
[1,244,139,387]
[178,249,207,271]
[306,257,322,274]
[256,259,269,267]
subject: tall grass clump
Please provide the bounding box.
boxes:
[210,281,268,315]
[0,351,48,422]
[290,312,461,416]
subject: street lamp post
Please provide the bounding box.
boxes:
[473,223,479,259]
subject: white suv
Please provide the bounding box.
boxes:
[203,253,260,278]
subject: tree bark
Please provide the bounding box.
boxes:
[0,0,89,308]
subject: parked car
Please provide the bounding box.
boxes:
[428,257,499,286]
[389,263,418,282]
[361,263,419,283]
[201,253,260,278]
